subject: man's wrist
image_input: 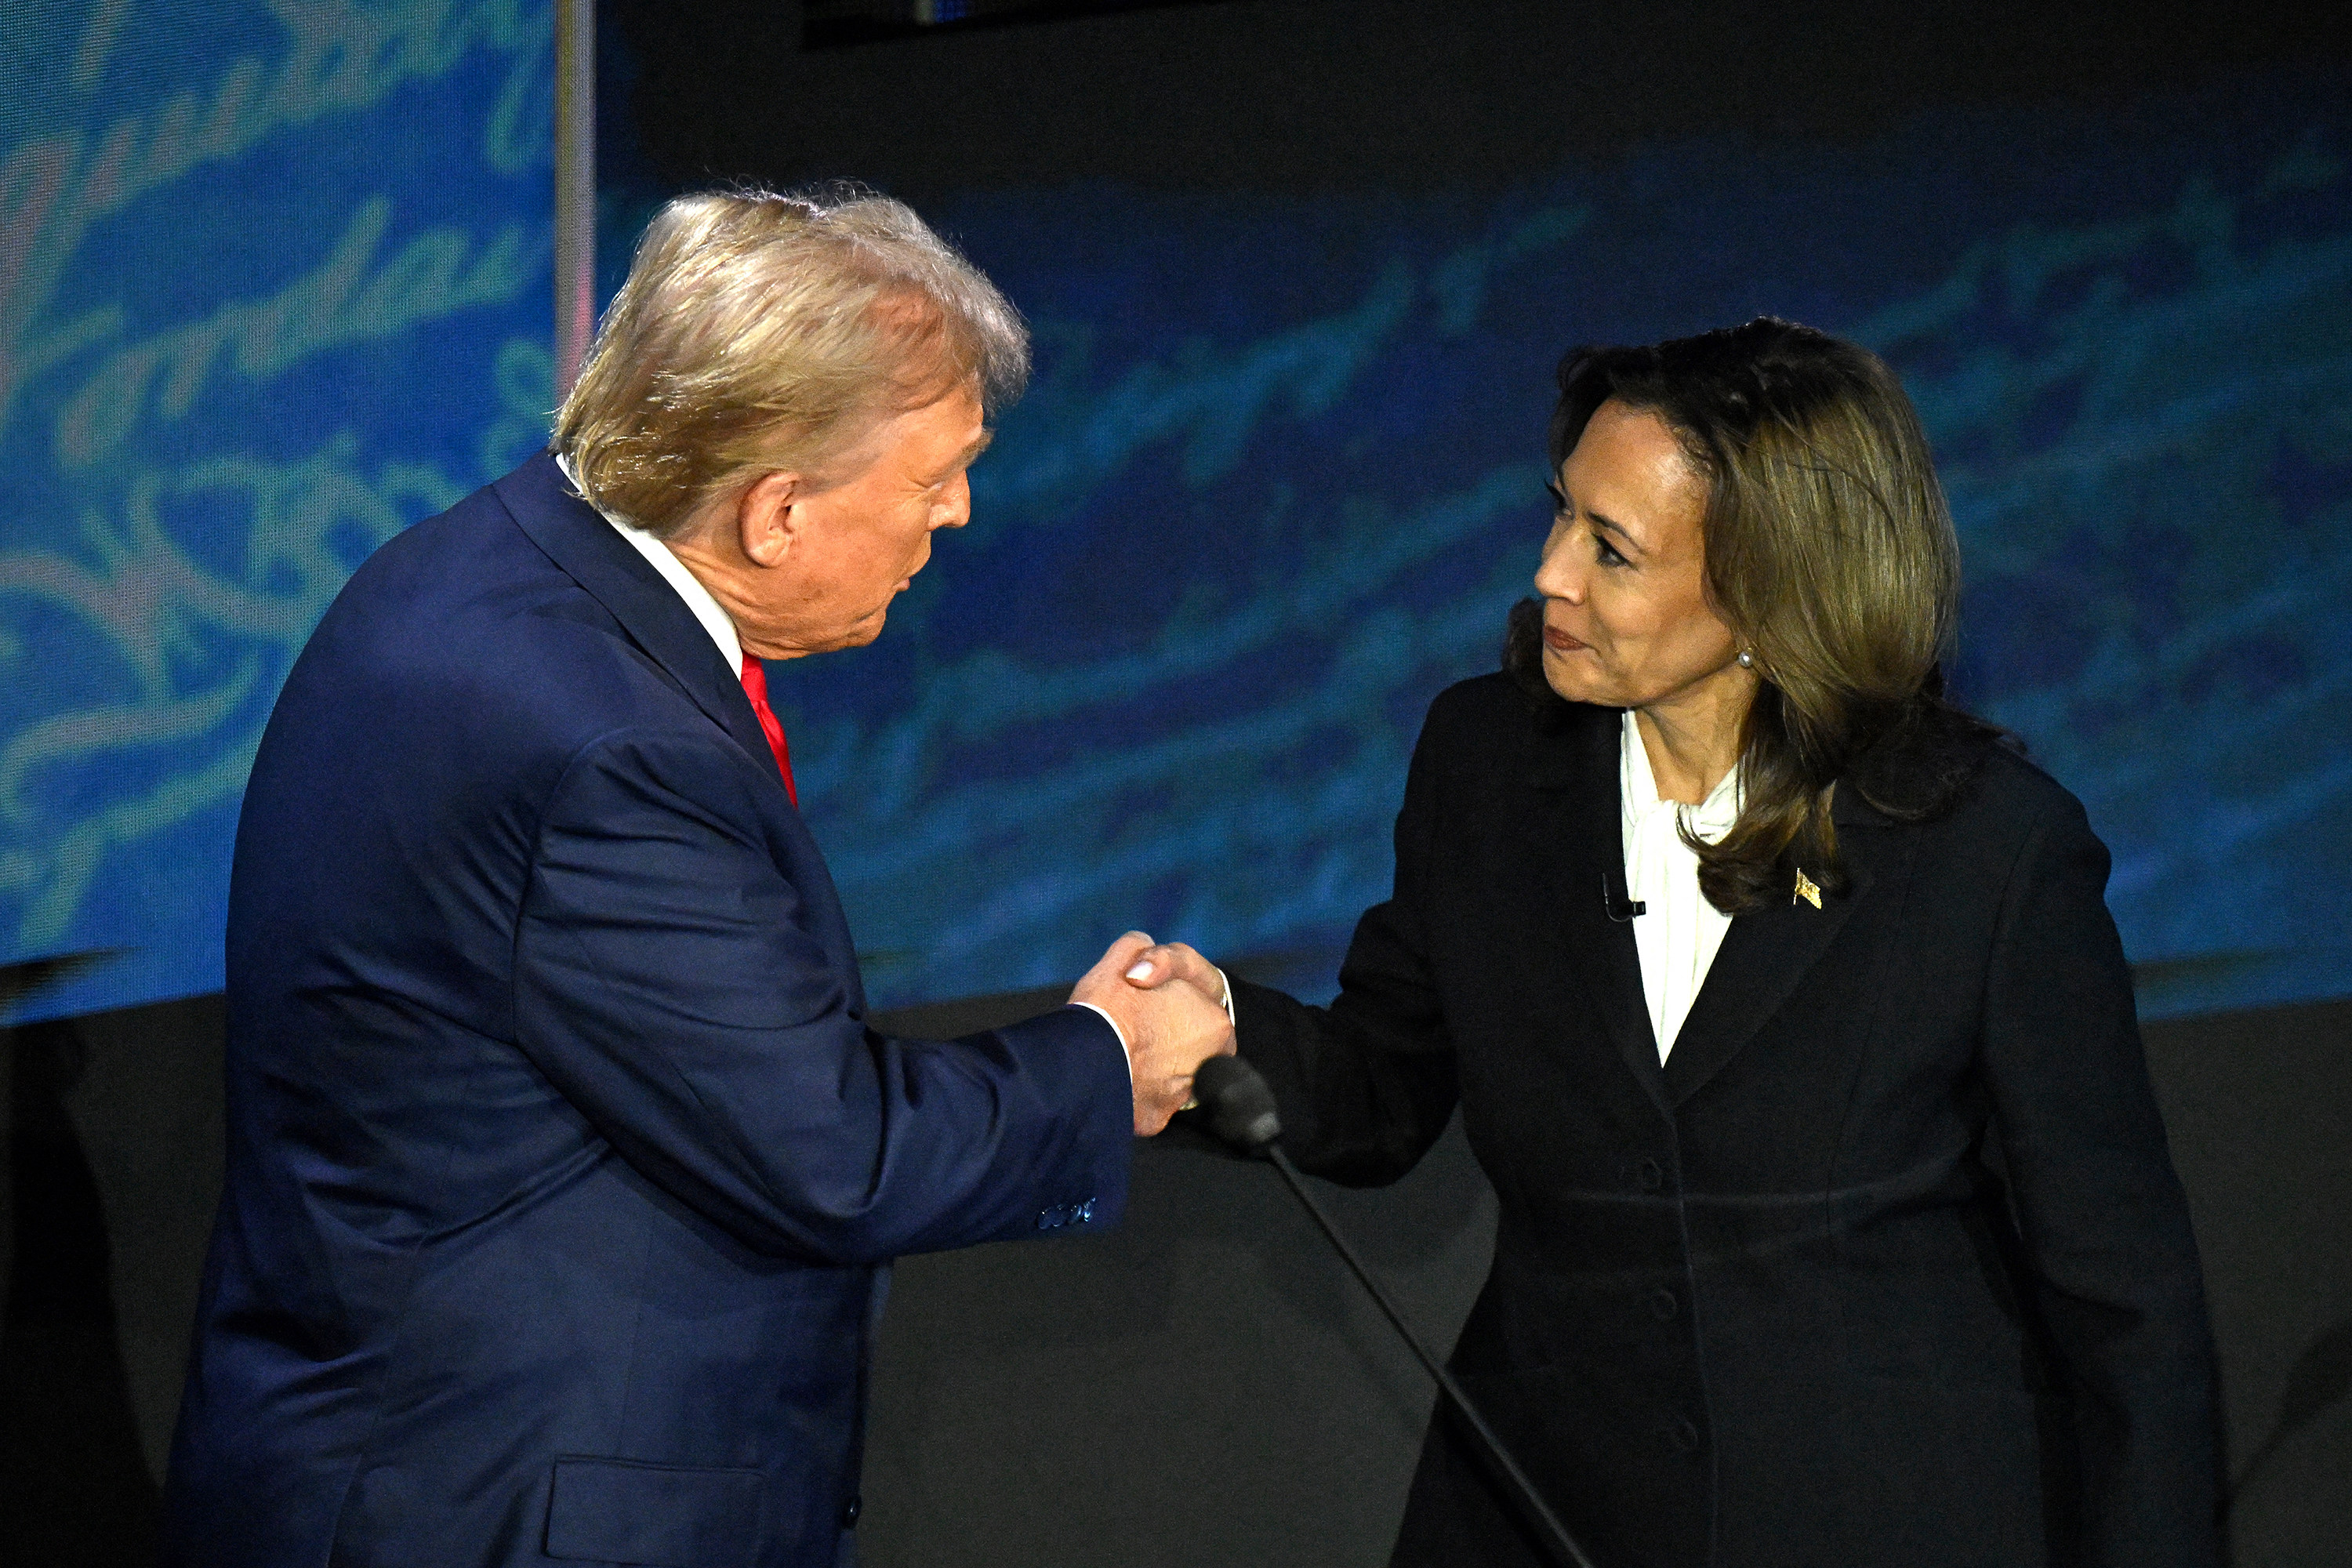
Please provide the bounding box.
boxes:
[1070,1000,1134,1087]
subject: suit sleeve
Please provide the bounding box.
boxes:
[510,726,1133,1266]
[1232,700,1460,1187]
[1978,790,2223,1566]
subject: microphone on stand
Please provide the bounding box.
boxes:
[1189,1056,1601,1568]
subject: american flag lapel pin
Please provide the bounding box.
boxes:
[1793,869,1823,909]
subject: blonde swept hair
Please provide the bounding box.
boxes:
[554,184,1030,539]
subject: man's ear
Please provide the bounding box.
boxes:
[735,470,804,568]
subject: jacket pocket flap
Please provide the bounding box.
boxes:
[546,1457,765,1566]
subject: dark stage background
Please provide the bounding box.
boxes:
[3,2,2349,1564]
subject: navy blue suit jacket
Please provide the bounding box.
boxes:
[162,452,1133,1568]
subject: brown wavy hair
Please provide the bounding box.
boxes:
[1504,317,2005,914]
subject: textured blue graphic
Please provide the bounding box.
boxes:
[0,2,552,1022]
[2,16,2344,1025]
[740,74,2352,1020]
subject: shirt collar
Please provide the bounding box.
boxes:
[555,452,743,673]
[1621,710,1743,839]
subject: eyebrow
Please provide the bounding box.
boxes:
[949,428,994,471]
[1585,509,1643,553]
[1555,481,1646,555]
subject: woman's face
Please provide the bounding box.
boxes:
[1534,399,1744,713]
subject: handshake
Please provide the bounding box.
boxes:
[1070,931,1236,1135]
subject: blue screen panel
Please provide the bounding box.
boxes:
[3,15,2344,1029]
[0,1,553,1022]
[717,73,2350,1020]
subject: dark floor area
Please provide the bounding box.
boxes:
[2,988,2345,1565]
[2,1019,162,1566]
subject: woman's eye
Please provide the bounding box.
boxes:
[1595,535,1629,568]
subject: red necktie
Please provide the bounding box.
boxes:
[737,652,798,806]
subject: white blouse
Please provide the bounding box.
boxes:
[1620,710,1742,1063]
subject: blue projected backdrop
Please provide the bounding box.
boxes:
[2,9,2345,1026]
[0,1,552,1021]
[736,74,2352,1022]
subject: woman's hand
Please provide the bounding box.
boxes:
[1120,941,1232,1018]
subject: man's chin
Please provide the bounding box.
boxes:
[767,606,891,659]
[826,612,887,652]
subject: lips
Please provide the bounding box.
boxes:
[1543,625,1588,652]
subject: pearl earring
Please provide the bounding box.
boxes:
[1736,650,1755,669]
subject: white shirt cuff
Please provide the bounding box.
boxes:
[1072,967,1233,1089]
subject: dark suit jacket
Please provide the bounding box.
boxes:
[1236,675,2220,1568]
[162,452,1132,1568]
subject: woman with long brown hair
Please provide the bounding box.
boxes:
[1131,318,2220,1566]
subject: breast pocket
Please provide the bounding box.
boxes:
[545,1457,768,1566]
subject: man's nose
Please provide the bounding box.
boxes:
[935,475,972,530]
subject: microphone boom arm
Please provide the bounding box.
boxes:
[1260,1145,1602,1568]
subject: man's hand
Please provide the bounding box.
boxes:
[1071,932,1235,1135]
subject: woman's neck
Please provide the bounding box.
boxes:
[1635,666,1755,805]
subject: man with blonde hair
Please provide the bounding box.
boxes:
[162,188,1230,1568]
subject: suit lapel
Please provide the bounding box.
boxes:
[1659,789,1907,1106]
[493,452,779,773]
[1524,706,1669,1115]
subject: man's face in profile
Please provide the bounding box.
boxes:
[768,384,990,654]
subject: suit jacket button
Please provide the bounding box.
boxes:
[1669,1416,1701,1454]
[1647,1287,1678,1321]
[841,1494,862,1527]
